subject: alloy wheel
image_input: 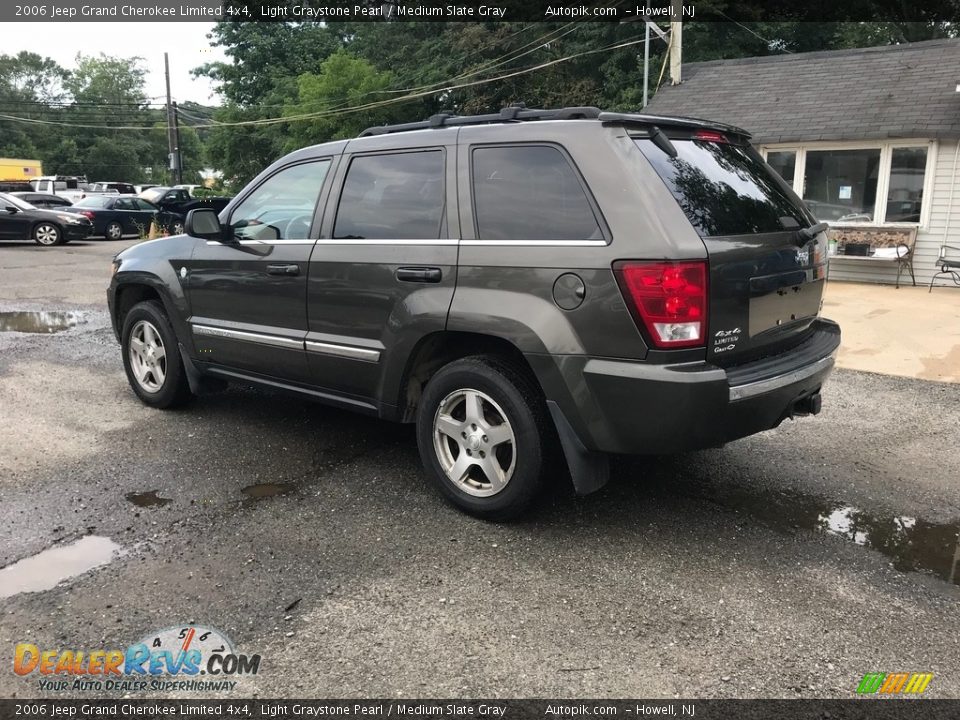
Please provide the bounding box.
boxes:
[432,388,516,497]
[34,224,60,246]
[128,320,167,393]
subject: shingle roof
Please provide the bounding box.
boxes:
[645,39,960,143]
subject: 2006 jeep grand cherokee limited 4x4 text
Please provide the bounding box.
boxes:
[108,106,840,520]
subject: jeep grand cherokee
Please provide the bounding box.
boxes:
[108,106,840,520]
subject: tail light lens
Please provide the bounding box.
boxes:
[614,261,708,349]
[80,211,95,220]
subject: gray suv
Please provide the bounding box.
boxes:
[107,106,840,520]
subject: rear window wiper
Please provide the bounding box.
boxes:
[648,126,678,158]
[797,221,828,242]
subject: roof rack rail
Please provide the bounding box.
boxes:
[359,106,602,137]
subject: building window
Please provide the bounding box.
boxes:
[766,151,796,186]
[803,149,881,223]
[885,147,927,223]
[762,142,931,226]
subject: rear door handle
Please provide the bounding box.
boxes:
[266,264,300,276]
[396,266,442,283]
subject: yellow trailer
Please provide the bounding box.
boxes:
[0,158,42,181]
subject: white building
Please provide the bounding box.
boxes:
[647,39,960,288]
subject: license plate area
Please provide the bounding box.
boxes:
[749,279,824,337]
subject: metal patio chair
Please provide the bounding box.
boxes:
[929,244,960,292]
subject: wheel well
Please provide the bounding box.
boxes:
[397,332,542,422]
[115,284,163,334]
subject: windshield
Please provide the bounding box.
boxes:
[636,137,812,236]
[0,192,35,211]
[73,196,112,208]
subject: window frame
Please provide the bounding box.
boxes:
[468,142,610,245]
[328,147,448,242]
[761,139,937,228]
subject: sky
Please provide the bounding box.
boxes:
[14,23,227,105]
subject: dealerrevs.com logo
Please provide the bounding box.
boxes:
[13,625,261,693]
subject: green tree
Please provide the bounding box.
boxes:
[285,50,398,147]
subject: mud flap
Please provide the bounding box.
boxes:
[547,400,610,495]
[179,344,227,395]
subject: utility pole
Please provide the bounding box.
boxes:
[172,102,183,185]
[642,0,650,107]
[164,52,177,184]
[670,0,683,85]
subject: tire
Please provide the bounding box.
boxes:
[105,221,124,240]
[120,300,192,409]
[416,355,552,521]
[33,222,62,246]
[170,220,185,235]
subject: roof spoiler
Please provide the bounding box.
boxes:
[598,112,751,139]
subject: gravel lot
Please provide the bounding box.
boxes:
[1,238,958,699]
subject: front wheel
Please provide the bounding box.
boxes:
[33,222,63,246]
[416,356,552,521]
[120,301,192,408]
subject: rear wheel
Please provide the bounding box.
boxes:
[416,356,551,521]
[105,221,124,240]
[121,301,192,408]
[33,222,62,246]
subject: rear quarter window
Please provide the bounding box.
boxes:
[471,145,603,242]
[636,137,810,237]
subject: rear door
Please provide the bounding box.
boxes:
[185,158,335,383]
[304,145,458,405]
[636,132,827,364]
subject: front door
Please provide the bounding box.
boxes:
[186,158,335,383]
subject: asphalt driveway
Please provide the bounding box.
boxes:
[0,240,958,699]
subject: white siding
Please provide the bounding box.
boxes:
[827,139,960,287]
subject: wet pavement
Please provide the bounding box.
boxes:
[0,310,84,334]
[1,239,959,699]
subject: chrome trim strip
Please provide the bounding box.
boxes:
[305,339,381,362]
[192,324,303,350]
[728,354,836,402]
[205,239,315,246]
[318,239,459,246]
[459,239,609,247]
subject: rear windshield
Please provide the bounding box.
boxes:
[74,196,111,208]
[636,138,810,236]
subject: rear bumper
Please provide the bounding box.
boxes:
[533,318,840,455]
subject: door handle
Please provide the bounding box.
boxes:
[396,266,442,283]
[266,264,300,276]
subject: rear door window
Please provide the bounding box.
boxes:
[333,150,445,240]
[471,145,602,241]
[636,137,810,236]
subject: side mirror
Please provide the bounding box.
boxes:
[185,208,227,241]
[4,205,18,214]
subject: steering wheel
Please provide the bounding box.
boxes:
[282,214,313,240]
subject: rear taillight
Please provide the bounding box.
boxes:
[80,211,95,220]
[614,261,708,349]
[693,129,728,143]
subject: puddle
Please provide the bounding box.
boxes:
[241,482,295,499]
[125,490,172,508]
[0,536,121,599]
[0,311,82,334]
[699,484,960,586]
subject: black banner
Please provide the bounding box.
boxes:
[4,0,960,23]
[4,700,960,720]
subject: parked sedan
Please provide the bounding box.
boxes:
[10,192,74,210]
[63,195,180,240]
[0,192,92,246]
